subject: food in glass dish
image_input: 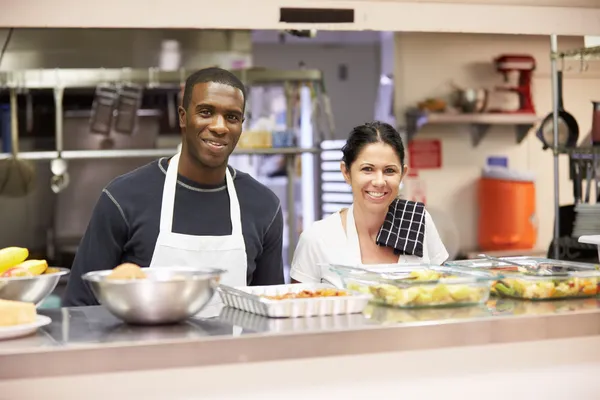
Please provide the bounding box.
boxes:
[447,257,600,300]
[340,268,492,308]
[494,275,599,300]
[261,288,348,300]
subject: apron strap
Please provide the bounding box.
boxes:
[160,152,243,236]
[345,205,362,263]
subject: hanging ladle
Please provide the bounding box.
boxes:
[50,85,69,194]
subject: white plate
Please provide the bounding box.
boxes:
[0,315,52,341]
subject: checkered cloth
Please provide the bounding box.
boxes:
[375,199,426,257]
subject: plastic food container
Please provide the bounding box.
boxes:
[327,264,496,309]
[446,257,600,301]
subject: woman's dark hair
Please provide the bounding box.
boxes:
[341,121,405,167]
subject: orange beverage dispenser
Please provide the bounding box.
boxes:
[478,166,537,251]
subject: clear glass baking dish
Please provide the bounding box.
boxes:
[327,264,496,309]
[446,257,600,300]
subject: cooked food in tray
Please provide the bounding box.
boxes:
[446,257,600,300]
[329,265,494,309]
[218,283,371,318]
[261,288,348,300]
[0,247,53,278]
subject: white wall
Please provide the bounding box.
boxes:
[394,33,600,253]
[252,43,380,141]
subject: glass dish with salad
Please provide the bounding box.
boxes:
[446,257,600,300]
[325,264,496,309]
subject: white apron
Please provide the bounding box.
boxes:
[149,152,248,318]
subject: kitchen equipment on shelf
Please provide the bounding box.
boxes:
[0,268,70,307]
[326,264,496,309]
[0,88,36,198]
[83,266,225,325]
[536,70,579,150]
[451,87,488,113]
[590,101,600,146]
[218,283,371,318]
[478,166,537,251]
[491,54,536,114]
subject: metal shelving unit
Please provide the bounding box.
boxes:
[0,67,331,265]
[549,37,600,259]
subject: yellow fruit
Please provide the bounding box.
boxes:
[1,267,33,278]
[0,247,29,274]
[14,259,48,276]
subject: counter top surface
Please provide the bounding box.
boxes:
[2,298,600,379]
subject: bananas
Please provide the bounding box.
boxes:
[15,259,48,276]
[0,247,50,277]
[0,247,29,275]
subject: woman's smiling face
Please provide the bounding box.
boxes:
[341,141,405,213]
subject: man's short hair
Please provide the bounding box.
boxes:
[182,67,247,110]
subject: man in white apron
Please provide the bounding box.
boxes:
[150,151,246,314]
[64,68,284,309]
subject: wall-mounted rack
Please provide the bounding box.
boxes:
[549,38,600,260]
[0,67,324,89]
[405,109,539,146]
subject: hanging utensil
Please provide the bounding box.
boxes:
[0,87,36,198]
[536,70,579,150]
[50,86,69,194]
[570,157,582,205]
[114,83,143,135]
[90,83,118,136]
[167,92,177,130]
[25,89,33,133]
[584,160,593,203]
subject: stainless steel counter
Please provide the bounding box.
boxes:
[2,298,600,380]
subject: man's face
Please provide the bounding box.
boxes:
[178,82,245,169]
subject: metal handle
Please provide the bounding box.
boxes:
[54,86,64,155]
[9,88,19,156]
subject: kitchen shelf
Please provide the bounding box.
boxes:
[405,110,539,147]
[0,67,323,89]
[0,147,321,161]
[552,45,600,61]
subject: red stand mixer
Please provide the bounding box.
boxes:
[492,54,536,114]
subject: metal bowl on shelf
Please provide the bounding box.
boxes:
[83,267,225,325]
[452,88,488,113]
[0,268,70,306]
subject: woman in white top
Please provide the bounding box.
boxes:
[290,121,448,284]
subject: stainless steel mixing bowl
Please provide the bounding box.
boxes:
[0,268,70,306]
[83,267,225,325]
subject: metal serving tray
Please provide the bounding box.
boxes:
[217,283,371,318]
